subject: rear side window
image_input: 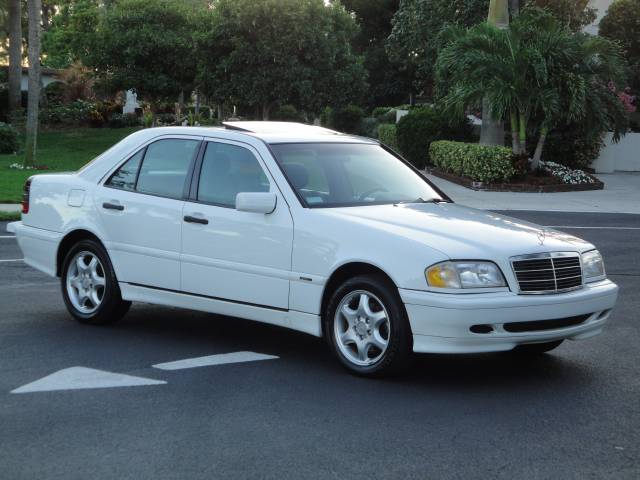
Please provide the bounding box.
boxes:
[135,139,199,198]
[105,149,144,191]
[197,142,269,207]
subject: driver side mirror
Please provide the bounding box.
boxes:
[235,192,277,214]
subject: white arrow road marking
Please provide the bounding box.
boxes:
[152,351,279,371]
[11,367,166,394]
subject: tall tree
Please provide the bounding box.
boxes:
[599,0,640,95]
[529,0,596,32]
[197,0,367,120]
[340,0,408,107]
[8,0,22,116]
[386,0,488,101]
[25,0,42,167]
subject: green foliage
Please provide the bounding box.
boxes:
[89,0,196,108]
[436,8,629,165]
[0,123,19,154]
[386,0,488,96]
[396,106,473,168]
[599,0,640,94]
[430,140,515,183]
[378,124,398,149]
[359,117,379,138]
[340,0,409,107]
[40,100,94,126]
[542,123,605,169]
[272,105,306,123]
[330,105,365,134]
[529,0,597,32]
[108,113,140,129]
[320,107,334,128]
[195,0,367,119]
[142,112,154,128]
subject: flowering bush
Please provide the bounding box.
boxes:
[540,161,595,185]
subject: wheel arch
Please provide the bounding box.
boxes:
[320,262,399,322]
[56,229,107,277]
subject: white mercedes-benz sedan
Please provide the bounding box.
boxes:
[8,122,618,376]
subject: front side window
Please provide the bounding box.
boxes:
[197,142,269,207]
[135,139,199,198]
[270,143,443,207]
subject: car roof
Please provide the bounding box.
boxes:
[137,122,376,145]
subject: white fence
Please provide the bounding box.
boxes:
[592,132,640,173]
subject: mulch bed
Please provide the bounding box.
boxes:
[426,167,604,193]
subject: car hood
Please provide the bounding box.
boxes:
[323,202,593,260]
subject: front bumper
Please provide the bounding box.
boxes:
[400,279,618,354]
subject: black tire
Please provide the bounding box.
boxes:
[512,340,564,354]
[324,274,413,377]
[61,239,130,325]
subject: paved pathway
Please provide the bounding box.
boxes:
[427,172,640,214]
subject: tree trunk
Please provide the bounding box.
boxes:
[481,0,509,146]
[480,97,505,146]
[531,127,548,170]
[510,109,520,154]
[518,111,527,155]
[217,104,223,121]
[24,0,42,168]
[8,0,22,116]
[262,102,271,121]
[194,89,200,117]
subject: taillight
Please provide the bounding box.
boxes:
[22,177,33,214]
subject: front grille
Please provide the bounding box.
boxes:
[511,253,583,294]
[503,314,590,333]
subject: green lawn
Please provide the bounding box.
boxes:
[0,127,139,203]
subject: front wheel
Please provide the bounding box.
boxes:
[324,274,412,377]
[61,239,130,325]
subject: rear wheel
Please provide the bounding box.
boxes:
[324,274,412,377]
[61,239,130,325]
[512,340,564,354]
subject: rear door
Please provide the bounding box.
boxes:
[95,136,201,290]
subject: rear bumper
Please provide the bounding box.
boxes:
[8,221,61,277]
[400,279,618,354]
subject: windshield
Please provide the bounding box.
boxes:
[270,143,444,208]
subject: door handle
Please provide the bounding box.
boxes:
[184,215,208,225]
[103,202,124,211]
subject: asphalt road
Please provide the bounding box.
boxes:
[1,211,639,480]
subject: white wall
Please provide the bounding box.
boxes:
[593,133,640,173]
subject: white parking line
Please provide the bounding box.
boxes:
[546,226,640,230]
[153,351,279,370]
[0,235,16,239]
[0,259,23,263]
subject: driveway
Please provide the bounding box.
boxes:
[1,212,639,479]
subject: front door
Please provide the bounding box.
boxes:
[180,140,293,309]
[95,136,201,290]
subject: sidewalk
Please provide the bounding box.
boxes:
[427,172,640,214]
[0,204,21,213]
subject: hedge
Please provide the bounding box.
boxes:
[378,124,398,150]
[0,122,19,154]
[429,141,515,183]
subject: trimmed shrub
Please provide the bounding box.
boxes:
[108,113,140,128]
[542,123,605,169]
[331,105,365,134]
[320,106,333,128]
[378,124,398,150]
[372,106,396,124]
[359,117,379,138]
[0,122,19,154]
[40,100,94,125]
[430,141,515,183]
[396,106,474,169]
[273,104,305,122]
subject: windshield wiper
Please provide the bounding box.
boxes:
[394,197,445,205]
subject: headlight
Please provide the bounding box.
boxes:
[426,261,506,289]
[582,250,605,281]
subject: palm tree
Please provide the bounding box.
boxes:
[480,0,509,146]
[25,0,42,167]
[436,8,627,169]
